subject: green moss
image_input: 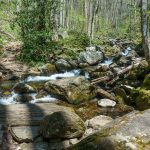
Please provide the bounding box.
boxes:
[143,74,150,89]
[132,87,150,110]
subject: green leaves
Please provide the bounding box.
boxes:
[16,0,60,63]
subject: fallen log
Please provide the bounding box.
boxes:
[91,62,140,85]
[0,103,73,126]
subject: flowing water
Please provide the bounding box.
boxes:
[0,47,132,105]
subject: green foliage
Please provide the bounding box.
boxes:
[15,0,60,63]
[60,31,90,49]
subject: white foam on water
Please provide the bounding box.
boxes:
[30,95,57,104]
[101,58,113,65]
[121,49,129,56]
[121,47,132,56]
[25,69,81,82]
[0,92,57,105]
[85,72,90,79]
[0,92,18,105]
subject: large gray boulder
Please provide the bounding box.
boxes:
[45,76,96,104]
[40,111,85,139]
[69,109,150,150]
[78,51,104,65]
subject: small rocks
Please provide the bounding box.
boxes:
[98,99,116,107]
[40,111,85,139]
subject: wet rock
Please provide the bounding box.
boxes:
[78,51,104,65]
[98,99,116,107]
[14,94,33,103]
[39,63,57,75]
[55,59,72,72]
[13,83,36,94]
[20,142,49,150]
[45,76,96,104]
[10,126,39,142]
[40,111,85,139]
[69,109,150,150]
[85,115,113,130]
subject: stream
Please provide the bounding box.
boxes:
[0,46,133,106]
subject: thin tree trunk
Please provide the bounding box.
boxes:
[141,0,150,65]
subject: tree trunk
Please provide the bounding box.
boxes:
[141,0,150,65]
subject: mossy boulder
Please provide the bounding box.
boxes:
[135,88,150,110]
[131,74,150,110]
[143,74,150,89]
[45,76,96,104]
[128,60,149,81]
[40,111,85,139]
[39,63,57,75]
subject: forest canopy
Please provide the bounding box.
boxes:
[0,0,149,63]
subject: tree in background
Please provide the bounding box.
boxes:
[141,0,150,65]
[16,0,60,62]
